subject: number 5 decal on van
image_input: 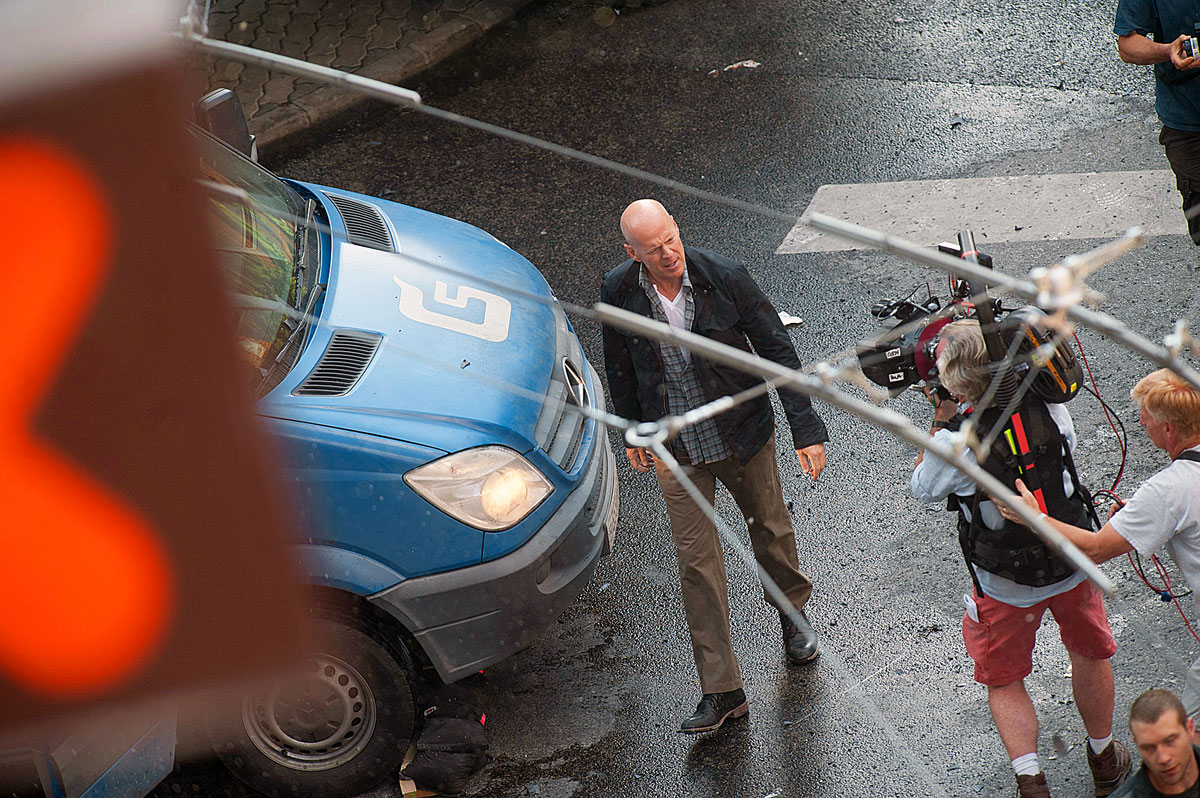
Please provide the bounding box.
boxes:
[394,276,512,342]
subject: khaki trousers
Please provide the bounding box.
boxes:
[654,435,813,694]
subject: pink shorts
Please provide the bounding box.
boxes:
[962,579,1116,687]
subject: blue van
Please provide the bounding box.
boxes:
[193,91,618,797]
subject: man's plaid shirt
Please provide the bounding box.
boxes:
[639,266,733,464]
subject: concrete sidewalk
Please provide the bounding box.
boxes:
[191,0,538,150]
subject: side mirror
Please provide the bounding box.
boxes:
[195,88,257,161]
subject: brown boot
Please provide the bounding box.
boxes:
[1016,772,1051,797]
[1086,739,1132,797]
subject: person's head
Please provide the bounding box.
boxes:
[1130,369,1200,457]
[1129,688,1198,793]
[620,199,686,288]
[935,319,991,404]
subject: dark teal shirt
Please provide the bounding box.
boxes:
[1115,0,1200,131]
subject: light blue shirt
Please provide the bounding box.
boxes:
[910,402,1086,607]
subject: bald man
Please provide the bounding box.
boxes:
[600,199,830,733]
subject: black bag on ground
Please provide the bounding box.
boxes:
[401,683,490,796]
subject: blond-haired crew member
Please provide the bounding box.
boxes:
[1002,368,1200,716]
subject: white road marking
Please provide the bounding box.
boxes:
[777,170,1185,254]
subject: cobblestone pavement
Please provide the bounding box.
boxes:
[189,0,537,148]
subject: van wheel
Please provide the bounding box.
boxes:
[206,616,416,798]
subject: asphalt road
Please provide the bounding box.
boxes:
[161,0,1200,795]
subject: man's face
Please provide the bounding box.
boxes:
[624,214,686,286]
[1139,402,1173,453]
[1132,711,1197,793]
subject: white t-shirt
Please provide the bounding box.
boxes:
[655,285,690,362]
[1110,444,1200,619]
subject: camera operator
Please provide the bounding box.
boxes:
[911,319,1130,798]
[999,369,1200,723]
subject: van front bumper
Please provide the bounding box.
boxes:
[367,432,618,683]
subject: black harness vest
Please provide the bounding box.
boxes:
[949,400,1094,590]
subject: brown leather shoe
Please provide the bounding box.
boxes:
[1015,772,1051,797]
[1086,739,1132,796]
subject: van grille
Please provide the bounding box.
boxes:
[323,193,395,252]
[534,358,589,472]
[292,330,382,396]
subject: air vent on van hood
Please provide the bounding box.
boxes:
[323,192,395,252]
[292,330,383,396]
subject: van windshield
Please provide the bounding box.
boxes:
[193,128,318,392]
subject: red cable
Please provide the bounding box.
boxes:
[1099,487,1200,642]
[1073,333,1127,491]
[1126,551,1164,591]
[1151,554,1200,645]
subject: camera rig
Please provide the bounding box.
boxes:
[857,230,1091,523]
[856,230,1082,406]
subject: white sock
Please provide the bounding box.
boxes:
[1089,734,1113,755]
[1012,752,1041,777]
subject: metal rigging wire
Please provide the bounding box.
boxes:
[177,29,1200,597]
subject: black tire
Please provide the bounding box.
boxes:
[205,615,416,798]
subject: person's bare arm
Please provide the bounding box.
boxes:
[1118,32,1199,69]
[996,479,1134,563]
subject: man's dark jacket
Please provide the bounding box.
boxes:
[1111,744,1200,796]
[600,246,828,465]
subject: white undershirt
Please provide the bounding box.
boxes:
[655,285,686,327]
[655,285,690,362]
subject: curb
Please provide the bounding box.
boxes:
[251,0,536,150]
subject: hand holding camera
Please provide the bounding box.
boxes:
[1176,25,1200,67]
[1182,35,1199,61]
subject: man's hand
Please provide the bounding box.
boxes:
[923,385,959,424]
[625,446,654,473]
[1106,498,1126,521]
[995,478,1042,525]
[796,443,826,481]
[1171,34,1200,70]
[914,386,958,469]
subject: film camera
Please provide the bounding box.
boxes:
[855,237,1082,405]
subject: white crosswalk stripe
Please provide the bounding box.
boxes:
[778,170,1186,254]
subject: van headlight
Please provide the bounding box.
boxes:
[404,446,553,531]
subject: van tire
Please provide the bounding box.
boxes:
[205,615,416,798]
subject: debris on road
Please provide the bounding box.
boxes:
[779,311,805,328]
[593,6,617,26]
[401,682,491,796]
[708,59,762,76]
[399,777,437,797]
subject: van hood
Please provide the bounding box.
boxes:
[265,186,561,454]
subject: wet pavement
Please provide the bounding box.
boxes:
[160,0,1200,795]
